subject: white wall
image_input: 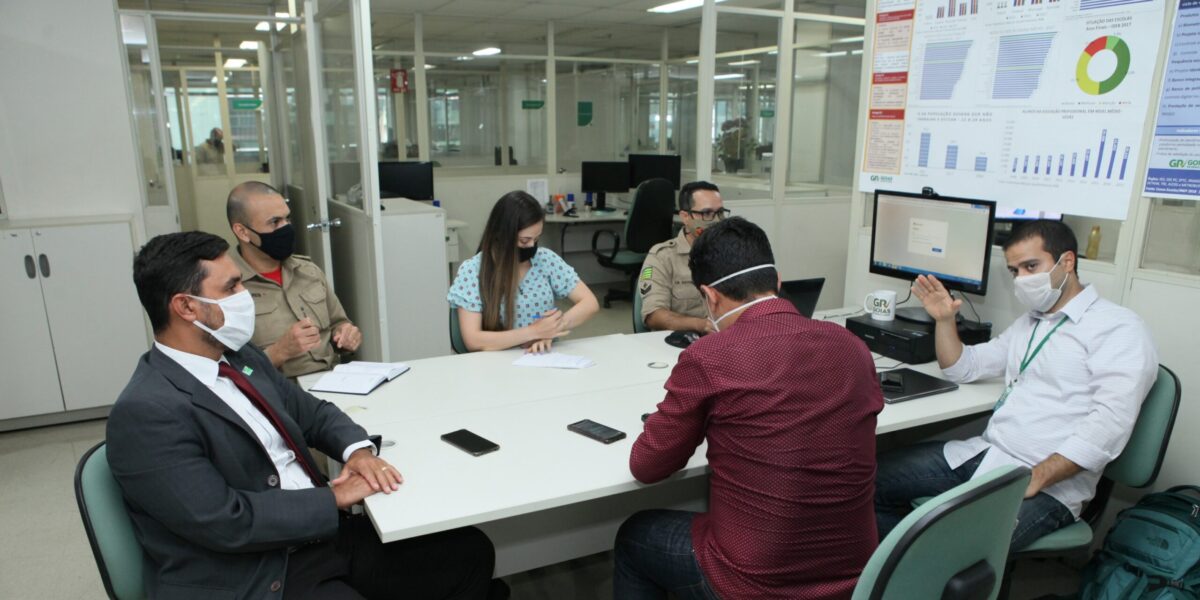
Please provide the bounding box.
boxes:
[0,0,142,224]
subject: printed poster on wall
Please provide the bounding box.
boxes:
[1144,0,1200,200]
[859,0,1167,219]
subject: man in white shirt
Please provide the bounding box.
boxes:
[874,220,1158,550]
[108,231,503,599]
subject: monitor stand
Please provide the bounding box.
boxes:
[895,306,962,324]
[595,192,607,211]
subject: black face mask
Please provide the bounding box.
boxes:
[518,243,538,263]
[250,223,295,261]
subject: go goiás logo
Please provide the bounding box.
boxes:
[1167,158,1200,169]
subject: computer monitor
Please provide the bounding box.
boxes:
[628,154,682,190]
[870,191,996,316]
[581,161,630,211]
[378,161,434,201]
[995,206,1063,221]
[780,278,825,318]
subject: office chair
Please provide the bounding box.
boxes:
[631,285,649,333]
[591,178,675,308]
[75,442,146,600]
[854,466,1032,600]
[996,364,1181,598]
[449,308,469,354]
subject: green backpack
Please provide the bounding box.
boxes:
[1080,486,1200,599]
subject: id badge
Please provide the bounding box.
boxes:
[994,385,1013,411]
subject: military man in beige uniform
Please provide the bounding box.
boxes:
[226,181,363,378]
[639,181,728,333]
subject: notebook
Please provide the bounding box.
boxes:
[512,352,595,369]
[878,368,959,404]
[780,277,825,318]
[309,361,411,395]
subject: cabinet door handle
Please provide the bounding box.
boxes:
[38,254,50,278]
[24,255,36,279]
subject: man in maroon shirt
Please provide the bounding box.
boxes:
[615,217,884,600]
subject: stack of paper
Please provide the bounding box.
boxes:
[309,361,410,395]
[512,352,595,369]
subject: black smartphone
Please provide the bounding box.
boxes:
[879,371,905,393]
[440,429,500,456]
[568,419,627,444]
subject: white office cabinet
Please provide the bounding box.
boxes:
[0,230,66,420]
[381,199,451,360]
[32,224,148,410]
[0,219,149,425]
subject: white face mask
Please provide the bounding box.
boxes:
[189,289,256,351]
[1013,255,1068,313]
[704,263,777,332]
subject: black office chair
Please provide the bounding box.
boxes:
[591,178,675,308]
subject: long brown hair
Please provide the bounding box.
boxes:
[479,191,545,331]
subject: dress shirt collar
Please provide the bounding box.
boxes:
[154,341,227,388]
[1034,283,1098,323]
[674,228,692,254]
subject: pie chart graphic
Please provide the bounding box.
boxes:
[1076,35,1130,95]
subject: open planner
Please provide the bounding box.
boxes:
[308,361,411,395]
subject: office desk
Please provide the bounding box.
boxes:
[307,309,1001,576]
[543,211,626,255]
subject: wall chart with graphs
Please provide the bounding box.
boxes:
[859,0,1167,219]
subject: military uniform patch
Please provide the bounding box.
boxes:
[640,267,654,281]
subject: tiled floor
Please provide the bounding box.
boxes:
[0,295,1079,599]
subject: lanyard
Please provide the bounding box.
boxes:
[1018,316,1068,375]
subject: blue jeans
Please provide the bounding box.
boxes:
[874,441,1076,551]
[613,510,721,600]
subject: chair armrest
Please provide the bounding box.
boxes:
[591,229,620,261]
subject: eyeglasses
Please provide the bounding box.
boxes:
[686,208,731,222]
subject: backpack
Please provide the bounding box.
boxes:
[1079,485,1200,599]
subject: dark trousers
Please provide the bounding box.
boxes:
[874,441,1075,551]
[613,510,721,600]
[284,513,498,599]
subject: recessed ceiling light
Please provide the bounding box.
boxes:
[424,64,435,70]
[728,59,759,66]
[815,51,847,58]
[851,49,863,55]
[648,0,726,14]
[224,58,247,68]
[255,22,270,32]
[473,47,501,56]
[240,41,260,50]
[713,73,744,80]
[838,36,865,44]
[686,59,699,64]
[455,56,474,61]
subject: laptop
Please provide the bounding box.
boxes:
[780,278,825,318]
[878,368,959,404]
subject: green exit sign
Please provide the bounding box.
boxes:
[521,100,544,109]
[231,98,263,111]
[760,109,775,118]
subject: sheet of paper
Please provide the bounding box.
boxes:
[512,352,596,370]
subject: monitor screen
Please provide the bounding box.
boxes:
[378,161,434,200]
[994,206,1064,221]
[581,161,630,193]
[870,190,997,295]
[628,154,681,189]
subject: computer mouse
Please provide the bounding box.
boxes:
[664,330,702,349]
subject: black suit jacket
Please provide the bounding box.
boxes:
[106,343,369,600]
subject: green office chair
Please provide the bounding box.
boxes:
[631,287,649,333]
[74,442,146,600]
[449,308,469,354]
[854,466,1032,600]
[998,364,1181,597]
[592,178,675,308]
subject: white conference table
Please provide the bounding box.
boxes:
[304,309,1003,576]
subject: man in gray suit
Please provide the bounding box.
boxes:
[108,231,502,599]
